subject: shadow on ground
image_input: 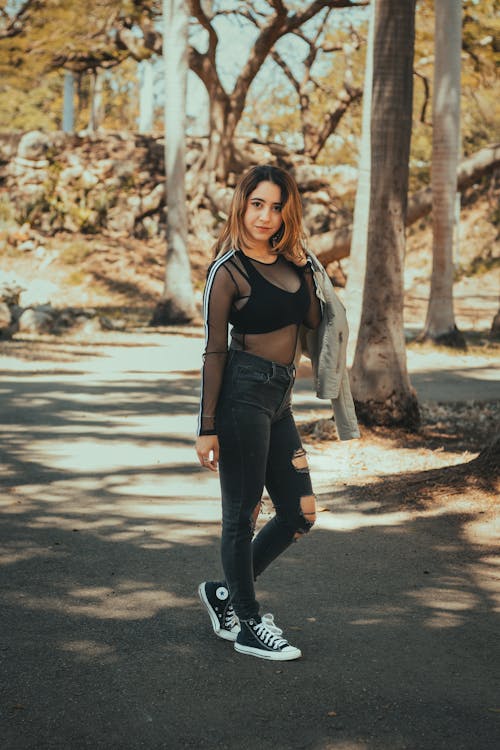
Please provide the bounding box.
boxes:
[0,357,498,750]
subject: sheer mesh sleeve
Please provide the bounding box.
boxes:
[302,262,322,330]
[198,264,237,436]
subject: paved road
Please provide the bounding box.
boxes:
[1,333,499,750]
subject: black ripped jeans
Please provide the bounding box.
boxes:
[216,349,316,621]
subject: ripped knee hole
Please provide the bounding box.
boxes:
[291,447,309,474]
[251,501,262,532]
[294,494,316,539]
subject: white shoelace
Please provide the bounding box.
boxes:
[252,618,288,649]
[224,605,239,630]
[261,612,283,636]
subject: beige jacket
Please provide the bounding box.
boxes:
[296,250,360,441]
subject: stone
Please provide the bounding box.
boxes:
[14,156,50,169]
[18,240,36,252]
[0,302,11,329]
[303,202,331,234]
[140,183,165,215]
[292,165,330,192]
[75,317,102,336]
[0,283,23,306]
[17,130,51,161]
[113,159,136,181]
[59,165,84,185]
[18,307,54,334]
[99,316,126,331]
[81,169,99,189]
[490,309,500,339]
[9,304,24,322]
[141,216,159,238]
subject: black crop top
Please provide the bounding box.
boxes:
[198,249,322,436]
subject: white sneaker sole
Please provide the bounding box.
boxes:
[198,583,239,642]
[234,642,302,661]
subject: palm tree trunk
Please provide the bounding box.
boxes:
[345,0,375,366]
[138,59,154,134]
[151,0,196,325]
[420,0,465,347]
[350,0,419,429]
[62,70,75,134]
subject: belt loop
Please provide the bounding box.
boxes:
[271,362,276,378]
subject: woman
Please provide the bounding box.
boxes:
[195,164,322,662]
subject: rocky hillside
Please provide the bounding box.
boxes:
[0,130,498,338]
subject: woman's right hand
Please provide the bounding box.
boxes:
[195,435,220,472]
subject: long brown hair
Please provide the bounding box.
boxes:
[213,165,307,260]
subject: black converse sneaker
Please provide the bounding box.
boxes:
[198,582,240,641]
[234,615,302,661]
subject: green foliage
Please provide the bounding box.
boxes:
[411,0,500,190]
[0,0,498,191]
[0,0,141,132]
[59,238,93,264]
[0,193,16,223]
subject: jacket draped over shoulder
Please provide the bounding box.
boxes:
[296,249,360,441]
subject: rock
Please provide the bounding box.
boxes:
[0,132,23,164]
[0,283,24,306]
[113,159,136,182]
[75,317,102,336]
[99,316,126,331]
[140,216,159,238]
[0,302,11,329]
[18,307,54,334]
[59,165,84,185]
[9,304,24,322]
[107,195,141,234]
[7,224,31,245]
[18,240,36,252]
[55,311,75,328]
[292,165,331,192]
[303,202,331,234]
[313,190,334,205]
[17,130,51,161]
[327,164,357,197]
[94,159,115,178]
[140,183,165,215]
[81,169,99,189]
[490,309,500,339]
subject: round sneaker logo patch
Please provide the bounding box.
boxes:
[216,586,229,600]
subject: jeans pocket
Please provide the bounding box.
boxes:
[234,365,270,385]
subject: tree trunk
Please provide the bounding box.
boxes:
[345,0,375,366]
[350,0,419,429]
[311,143,500,266]
[62,70,75,133]
[205,92,233,183]
[88,69,103,132]
[420,0,465,348]
[138,59,154,134]
[151,0,196,325]
[490,307,500,339]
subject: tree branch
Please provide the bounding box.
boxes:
[0,0,36,39]
[270,49,301,95]
[414,70,430,124]
[188,0,218,65]
[289,0,370,31]
[312,144,500,265]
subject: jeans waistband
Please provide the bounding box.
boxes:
[228,348,296,379]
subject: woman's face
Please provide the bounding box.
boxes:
[243,180,283,247]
